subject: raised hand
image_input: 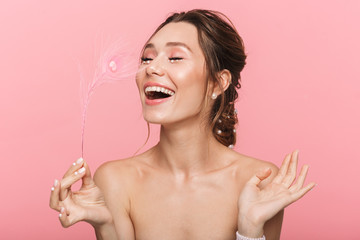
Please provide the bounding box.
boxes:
[49,158,112,228]
[237,150,316,237]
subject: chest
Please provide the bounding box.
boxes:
[129,174,241,240]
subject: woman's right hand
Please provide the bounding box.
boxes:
[49,158,113,228]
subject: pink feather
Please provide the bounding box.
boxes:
[78,37,138,158]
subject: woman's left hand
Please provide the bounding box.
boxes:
[237,150,316,238]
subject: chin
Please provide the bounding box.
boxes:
[142,111,170,124]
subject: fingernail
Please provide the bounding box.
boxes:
[74,171,78,175]
[78,167,85,174]
[59,207,65,217]
[310,183,317,190]
[76,157,84,164]
[73,157,83,166]
[51,179,58,191]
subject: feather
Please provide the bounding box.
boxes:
[78,36,138,157]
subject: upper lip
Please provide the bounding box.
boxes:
[143,82,175,93]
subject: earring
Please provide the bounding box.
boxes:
[211,93,217,99]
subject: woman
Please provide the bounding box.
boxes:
[49,9,315,240]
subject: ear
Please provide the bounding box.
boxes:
[212,69,232,96]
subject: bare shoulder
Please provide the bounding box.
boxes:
[231,151,279,188]
[93,155,142,189]
[93,155,145,215]
[93,157,142,239]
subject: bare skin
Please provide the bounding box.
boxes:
[50,21,315,240]
[94,141,283,240]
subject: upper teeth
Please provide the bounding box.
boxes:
[145,86,175,96]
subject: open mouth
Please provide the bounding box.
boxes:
[145,86,175,100]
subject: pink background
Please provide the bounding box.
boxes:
[1,0,359,239]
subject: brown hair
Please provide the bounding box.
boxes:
[145,9,246,147]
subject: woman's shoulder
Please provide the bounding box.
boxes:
[230,151,279,188]
[93,149,153,185]
[233,151,278,172]
[94,156,142,181]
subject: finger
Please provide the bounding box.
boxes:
[289,164,309,192]
[247,168,272,186]
[49,179,61,211]
[290,182,316,203]
[58,206,84,228]
[81,161,94,188]
[273,153,291,184]
[60,166,86,201]
[282,150,299,187]
[58,207,74,228]
[63,157,84,178]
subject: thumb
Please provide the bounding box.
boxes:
[247,167,272,186]
[81,161,94,187]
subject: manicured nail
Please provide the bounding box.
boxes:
[78,167,85,174]
[76,157,84,164]
[74,171,78,175]
[51,179,58,191]
[73,157,83,166]
[59,207,65,217]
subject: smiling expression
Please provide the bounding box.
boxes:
[136,22,213,126]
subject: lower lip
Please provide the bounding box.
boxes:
[145,96,173,105]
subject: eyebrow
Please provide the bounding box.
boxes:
[144,42,193,53]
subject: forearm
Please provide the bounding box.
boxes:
[94,222,118,240]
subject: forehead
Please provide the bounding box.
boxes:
[147,22,200,51]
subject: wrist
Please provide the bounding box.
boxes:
[236,231,266,240]
[237,214,265,238]
[85,208,113,228]
[93,222,117,240]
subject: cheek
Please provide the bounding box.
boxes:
[173,65,208,107]
[170,62,205,86]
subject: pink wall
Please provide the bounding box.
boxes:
[1,0,359,239]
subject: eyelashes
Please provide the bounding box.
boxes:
[169,57,183,63]
[140,57,183,64]
[141,57,152,64]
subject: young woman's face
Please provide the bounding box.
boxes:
[136,22,211,126]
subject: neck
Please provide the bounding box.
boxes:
[153,118,225,179]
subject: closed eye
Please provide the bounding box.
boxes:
[141,57,153,64]
[169,57,183,63]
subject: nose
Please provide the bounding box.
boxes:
[145,58,165,77]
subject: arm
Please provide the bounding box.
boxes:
[94,161,136,240]
[94,223,118,240]
[263,210,283,240]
